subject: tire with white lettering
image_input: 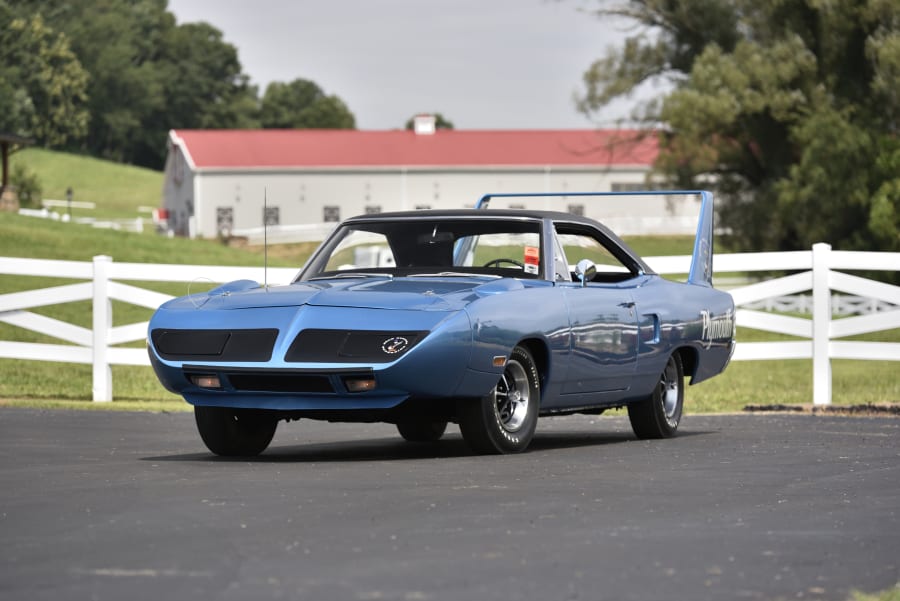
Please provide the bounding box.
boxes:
[628,353,684,439]
[194,406,278,456]
[457,345,539,454]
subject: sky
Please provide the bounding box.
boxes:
[166,0,649,131]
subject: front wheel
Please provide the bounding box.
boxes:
[457,345,540,454]
[628,353,684,439]
[194,406,278,456]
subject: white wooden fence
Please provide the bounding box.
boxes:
[0,242,897,404]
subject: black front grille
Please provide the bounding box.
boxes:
[151,329,278,362]
[285,329,426,363]
[226,373,334,393]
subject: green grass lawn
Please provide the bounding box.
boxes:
[0,210,313,265]
[11,148,165,220]
[1,151,896,412]
[853,586,900,601]
[1,215,897,410]
[0,206,310,410]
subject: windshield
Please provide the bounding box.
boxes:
[298,217,543,281]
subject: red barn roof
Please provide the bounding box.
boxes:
[170,129,658,170]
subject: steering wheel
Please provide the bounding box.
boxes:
[483,258,525,269]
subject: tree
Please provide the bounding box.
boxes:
[6,1,358,168]
[260,79,355,129]
[404,113,455,130]
[135,20,260,166]
[10,163,42,208]
[45,0,171,162]
[579,0,900,253]
[0,4,89,147]
[9,0,260,168]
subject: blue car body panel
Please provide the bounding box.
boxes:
[148,191,735,418]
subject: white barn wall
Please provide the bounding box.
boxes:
[162,142,196,236]
[175,165,686,239]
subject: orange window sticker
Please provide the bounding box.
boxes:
[523,246,540,274]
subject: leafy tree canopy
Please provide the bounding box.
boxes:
[4,0,358,168]
[580,0,900,253]
[260,79,356,129]
[0,2,89,147]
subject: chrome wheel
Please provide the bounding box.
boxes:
[660,358,681,428]
[628,353,684,439]
[494,360,531,432]
[457,345,540,454]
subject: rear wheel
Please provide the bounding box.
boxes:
[194,406,278,456]
[396,420,448,442]
[457,345,539,454]
[628,353,684,439]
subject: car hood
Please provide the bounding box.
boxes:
[163,276,526,312]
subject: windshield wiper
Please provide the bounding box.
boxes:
[309,273,393,281]
[407,272,500,279]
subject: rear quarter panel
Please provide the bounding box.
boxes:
[631,278,734,391]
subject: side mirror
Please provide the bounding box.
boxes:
[574,259,596,287]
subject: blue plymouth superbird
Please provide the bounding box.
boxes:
[148,191,735,455]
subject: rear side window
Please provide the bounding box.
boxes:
[554,225,640,283]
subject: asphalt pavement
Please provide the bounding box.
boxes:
[1,408,898,601]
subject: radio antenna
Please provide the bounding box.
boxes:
[263,186,268,292]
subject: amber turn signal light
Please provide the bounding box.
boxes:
[190,374,221,389]
[344,377,377,393]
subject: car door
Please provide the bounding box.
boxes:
[553,225,640,395]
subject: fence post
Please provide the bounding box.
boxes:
[92,255,112,402]
[812,243,832,405]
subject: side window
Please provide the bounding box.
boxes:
[555,228,635,282]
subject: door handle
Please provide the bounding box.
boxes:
[617,301,636,308]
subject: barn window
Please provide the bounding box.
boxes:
[263,206,279,226]
[216,207,234,235]
[567,204,585,217]
[611,182,645,192]
[323,206,341,222]
[364,205,382,214]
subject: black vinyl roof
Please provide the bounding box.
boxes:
[344,208,605,227]
[342,208,653,275]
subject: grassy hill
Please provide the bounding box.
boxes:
[0,210,310,266]
[11,148,165,220]
[5,149,321,265]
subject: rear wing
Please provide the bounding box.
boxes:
[475,190,715,287]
